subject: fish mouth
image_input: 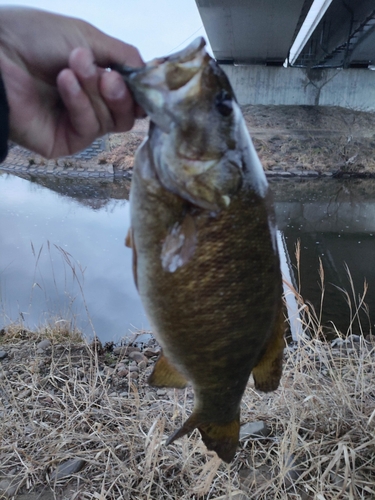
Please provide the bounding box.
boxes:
[113,37,206,79]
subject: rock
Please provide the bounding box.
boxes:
[103,366,115,375]
[17,389,32,399]
[212,491,249,500]
[239,421,270,440]
[117,368,129,378]
[0,350,8,360]
[37,339,51,350]
[50,458,86,481]
[113,345,140,356]
[129,372,139,380]
[129,351,147,363]
[129,365,139,372]
[157,389,167,397]
[143,348,160,358]
[0,478,21,497]
[347,334,361,343]
[138,360,148,371]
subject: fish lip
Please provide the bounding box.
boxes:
[112,37,207,81]
[111,64,156,80]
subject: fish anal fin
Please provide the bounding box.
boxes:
[252,306,285,393]
[148,353,188,388]
[161,213,197,273]
[125,227,138,289]
[166,411,240,463]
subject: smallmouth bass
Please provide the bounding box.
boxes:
[119,38,284,463]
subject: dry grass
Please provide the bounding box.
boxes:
[0,319,374,497]
[1,250,375,498]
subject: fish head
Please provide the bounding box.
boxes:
[119,37,266,210]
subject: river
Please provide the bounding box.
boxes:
[1,172,374,342]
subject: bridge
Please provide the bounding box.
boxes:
[195,0,375,109]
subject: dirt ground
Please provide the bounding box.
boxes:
[103,105,375,177]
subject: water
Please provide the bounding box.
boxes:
[1,172,375,342]
[0,172,149,342]
[272,178,375,337]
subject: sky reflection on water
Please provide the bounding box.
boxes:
[0,173,149,342]
[1,173,375,342]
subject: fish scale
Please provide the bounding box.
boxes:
[120,37,284,463]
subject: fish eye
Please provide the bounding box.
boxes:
[215,90,233,117]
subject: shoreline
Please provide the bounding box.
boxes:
[0,325,374,499]
[2,104,375,180]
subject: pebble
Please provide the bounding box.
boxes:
[143,348,160,358]
[0,478,20,498]
[129,365,139,372]
[157,389,167,396]
[129,351,147,363]
[50,458,86,481]
[138,360,148,371]
[117,369,129,378]
[37,339,51,350]
[129,372,139,380]
[0,351,8,360]
[113,345,140,356]
[17,389,32,399]
[213,491,248,500]
[240,421,270,440]
[103,366,115,375]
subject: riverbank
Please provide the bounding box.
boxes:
[0,320,374,499]
[2,105,375,179]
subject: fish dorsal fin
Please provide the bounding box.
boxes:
[161,213,197,272]
[148,353,188,388]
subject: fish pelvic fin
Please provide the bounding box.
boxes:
[252,305,285,393]
[166,411,240,463]
[161,213,197,273]
[148,353,188,388]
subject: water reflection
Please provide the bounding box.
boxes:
[0,172,149,342]
[1,172,375,342]
[272,178,375,337]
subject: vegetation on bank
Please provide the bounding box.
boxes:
[0,288,374,499]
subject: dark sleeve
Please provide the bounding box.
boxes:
[0,72,9,163]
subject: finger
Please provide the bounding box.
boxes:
[56,68,99,152]
[100,70,135,131]
[69,47,113,133]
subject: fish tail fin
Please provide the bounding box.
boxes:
[252,305,285,392]
[166,411,240,463]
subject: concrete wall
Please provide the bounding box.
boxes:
[222,65,375,111]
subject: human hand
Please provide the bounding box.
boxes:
[0,6,144,158]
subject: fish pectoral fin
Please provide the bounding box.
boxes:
[166,411,240,463]
[252,306,285,393]
[125,228,133,248]
[148,353,188,388]
[161,213,197,272]
[125,228,138,289]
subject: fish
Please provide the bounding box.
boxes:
[119,37,284,463]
